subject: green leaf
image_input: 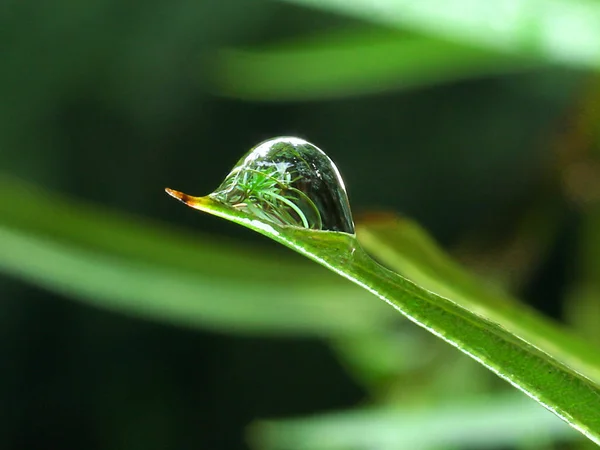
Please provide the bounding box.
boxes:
[167,191,600,445]
[356,214,600,385]
[0,176,390,336]
[212,28,535,101]
[248,393,578,450]
[276,0,600,69]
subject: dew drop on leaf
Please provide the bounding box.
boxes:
[210,137,355,234]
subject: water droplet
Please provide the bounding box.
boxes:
[210,137,355,234]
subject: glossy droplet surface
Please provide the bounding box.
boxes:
[210,137,355,234]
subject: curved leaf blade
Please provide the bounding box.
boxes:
[174,194,600,445]
[250,394,577,450]
[0,177,389,336]
[212,29,535,101]
[277,0,600,70]
[356,214,600,385]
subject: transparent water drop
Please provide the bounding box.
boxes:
[210,137,355,234]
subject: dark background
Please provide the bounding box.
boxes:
[1,1,599,449]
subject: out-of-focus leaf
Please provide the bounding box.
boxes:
[278,0,600,69]
[213,28,534,101]
[567,207,600,348]
[0,176,391,335]
[248,393,578,450]
[329,328,432,388]
[560,79,600,349]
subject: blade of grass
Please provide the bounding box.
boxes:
[248,393,578,450]
[0,176,390,336]
[212,28,536,101]
[173,194,600,444]
[277,0,600,69]
[356,214,600,385]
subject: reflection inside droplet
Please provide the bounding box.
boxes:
[210,137,355,234]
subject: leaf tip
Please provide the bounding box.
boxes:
[165,188,215,213]
[165,187,185,201]
[164,187,200,207]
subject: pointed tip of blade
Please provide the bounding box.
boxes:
[165,188,183,199]
[164,187,213,211]
[164,187,196,205]
[164,187,183,200]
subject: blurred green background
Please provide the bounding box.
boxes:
[2,1,600,449]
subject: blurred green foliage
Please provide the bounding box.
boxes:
[2,1,600,449]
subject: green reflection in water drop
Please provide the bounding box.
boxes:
[210,137,355,234]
